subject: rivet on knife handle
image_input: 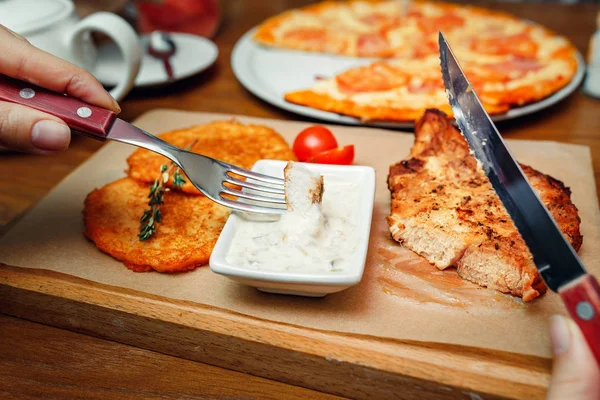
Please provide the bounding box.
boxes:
[559,274,600,363]
[0,74,117,141]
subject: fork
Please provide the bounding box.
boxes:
[0,75,287,214]
[112,124,288,214]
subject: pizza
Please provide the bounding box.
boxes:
[254,0,578,122]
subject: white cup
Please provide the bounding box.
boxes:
[0,0,141,102]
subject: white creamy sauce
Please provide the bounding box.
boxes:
[226,177,360,273]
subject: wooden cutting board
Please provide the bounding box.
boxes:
[1,110,598,400]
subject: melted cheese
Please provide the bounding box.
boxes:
[386,22,422,49]
[315,54,573,111]
[314,78,447,109]
[531,28,569,59]
[351,1,402,16]
[416,2,445,17]
[321,8,373,33]
[272,13,323,40]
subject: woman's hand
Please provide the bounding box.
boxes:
[0,25,120,154]
[547,315,600,399]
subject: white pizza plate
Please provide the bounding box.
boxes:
[232,28,585,129]
[94,33,218,88]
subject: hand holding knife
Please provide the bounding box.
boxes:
[438,32,600,363]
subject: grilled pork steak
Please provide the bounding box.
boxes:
[387,110,582,301]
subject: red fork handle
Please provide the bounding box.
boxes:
[0,74,116,140]
[559,274,600,364]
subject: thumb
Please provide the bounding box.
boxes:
[546,315,600,400]
[0,100,71,154]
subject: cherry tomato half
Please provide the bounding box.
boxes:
[292,125,338,162]
[311,145,355,165]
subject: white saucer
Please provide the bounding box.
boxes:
[93,33,218,88]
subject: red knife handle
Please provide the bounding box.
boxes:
[559,274,600,364]
[0,75,116,141]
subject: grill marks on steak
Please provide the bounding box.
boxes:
[387,109,582,301]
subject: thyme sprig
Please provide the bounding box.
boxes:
[138,140,197,241]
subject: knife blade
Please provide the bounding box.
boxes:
[439,32,599,361]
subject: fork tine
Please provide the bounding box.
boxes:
[227,166,285,186]
[224,176,285,195]
[218,197,287,214]
[221,187,287,205]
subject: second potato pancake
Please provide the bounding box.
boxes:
[84,178,230,273]
[127,120,297,195]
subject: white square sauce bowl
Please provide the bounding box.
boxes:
[209,160,376,297]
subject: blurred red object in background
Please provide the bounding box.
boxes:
[136,0,221,38]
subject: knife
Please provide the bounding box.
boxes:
[438,32,600,362]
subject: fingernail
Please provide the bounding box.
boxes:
[549,315,570,356]
[110,95,121,113]
[5,26,28,42]
[31,120,71,151]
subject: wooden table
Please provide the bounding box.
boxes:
[1,1,598,398]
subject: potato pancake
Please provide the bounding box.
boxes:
[84,178,230,273]
[127,120,297,195]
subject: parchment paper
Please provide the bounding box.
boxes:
[1,110,598,358]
